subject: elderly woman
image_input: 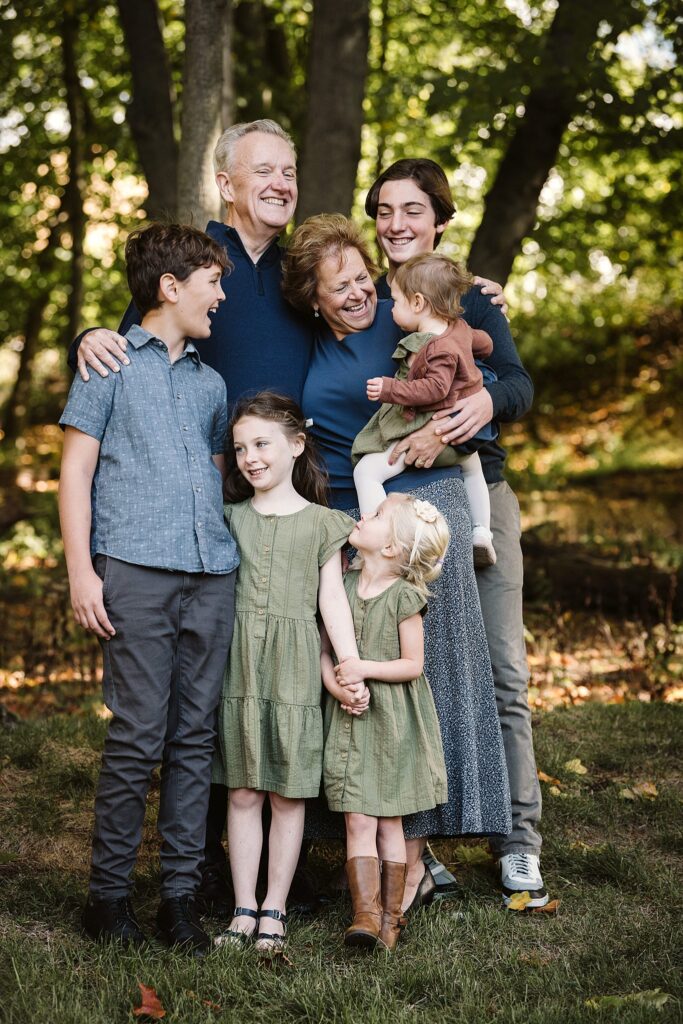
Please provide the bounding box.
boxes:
[282,214,511,911]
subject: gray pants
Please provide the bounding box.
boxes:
[476,482,542,856]
[90,556,235,899]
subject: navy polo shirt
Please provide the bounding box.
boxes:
[70,223,314,411]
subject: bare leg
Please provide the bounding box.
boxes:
[353,448,406,516]
[226,787,265,935]
[402,836,427,912]
[345,812,379,858]
[376,817,406,862]
[260,792,306,938]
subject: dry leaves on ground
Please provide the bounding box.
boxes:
[585,989,670,1010]
[133,983,166,1021]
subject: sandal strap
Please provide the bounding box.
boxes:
[259,908,287,924]
[232,906,259,919]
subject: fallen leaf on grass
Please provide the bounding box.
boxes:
[620,781,658,801]
[202,1001,223,1012]
[537,770,562,785]
[563,758,588,775]
[452,844,492,865]
[586,989,670,1011]
[506,891,531,911]
[548,785,567,798]
[133,984,166,1020]
[531,899,560,915]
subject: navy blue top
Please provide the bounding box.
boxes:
[60,325,239,575]
[375,274,533,483]
[69,222,314,411]
[302,301,459,510]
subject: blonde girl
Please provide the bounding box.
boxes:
[322,493,449,951]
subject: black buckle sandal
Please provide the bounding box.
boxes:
[254,908,287,955]
[213,906,259,947]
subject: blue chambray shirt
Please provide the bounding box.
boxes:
[60,325,239,575]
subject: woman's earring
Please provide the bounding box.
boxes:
[313,307,320,318]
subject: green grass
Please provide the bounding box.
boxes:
[0,703,681,1023]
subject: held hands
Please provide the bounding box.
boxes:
[334,656,366,687]
[432,389,494,446]
[77,329,130,382]
[366,377,384,402]
[70,568,115,639]
[341,682,370,717]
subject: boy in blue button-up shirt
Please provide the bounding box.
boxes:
[59,224,239,955]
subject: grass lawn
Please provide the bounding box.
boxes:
[0,702,681,1023]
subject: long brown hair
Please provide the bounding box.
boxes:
[223,391,329,506]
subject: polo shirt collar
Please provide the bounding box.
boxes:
[205,221,281,267]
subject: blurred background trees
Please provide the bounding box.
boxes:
[0,0,681,699]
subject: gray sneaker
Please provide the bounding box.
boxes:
[500,853,549,907]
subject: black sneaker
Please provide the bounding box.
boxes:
[196,861,234,920]
[156,894,210,956]
[82,895,146,947]
[422,845,459,901]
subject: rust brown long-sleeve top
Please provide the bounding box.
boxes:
[377,319,494,421]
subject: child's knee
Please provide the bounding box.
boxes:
[229,788,263,812]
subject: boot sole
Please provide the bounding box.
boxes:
[344,930,378,949]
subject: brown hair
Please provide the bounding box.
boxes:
[224,391,329,506]
[365,158,455,250]
[394,253,473,322]
[125,223,232,316]
[281,214,379,315]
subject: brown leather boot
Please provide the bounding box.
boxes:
[378,861,407,951]
[344,857,382,948]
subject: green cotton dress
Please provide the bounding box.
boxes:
[351,332,458,469]
[323,570,448,817]
[214,500,354,799]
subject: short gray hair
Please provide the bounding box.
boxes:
[213,119,296,175]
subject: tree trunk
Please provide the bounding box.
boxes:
[2,285,58,442]
[467,0,641,284]
[297,0,370,221]
[117,0,178,220]
[177,0,230,227]
[62,4,87,342]
[221,0,235,131]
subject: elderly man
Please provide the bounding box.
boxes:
[69,120,511,917]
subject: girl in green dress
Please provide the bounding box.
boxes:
[322,492,450,951]
[213,393,367,955]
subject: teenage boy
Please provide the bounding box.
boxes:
[59,223,239,955]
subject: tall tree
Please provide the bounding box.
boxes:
[177,0,230,226]
[116,0,178,219]
[467,0,648,283]
[297,0,370,221]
